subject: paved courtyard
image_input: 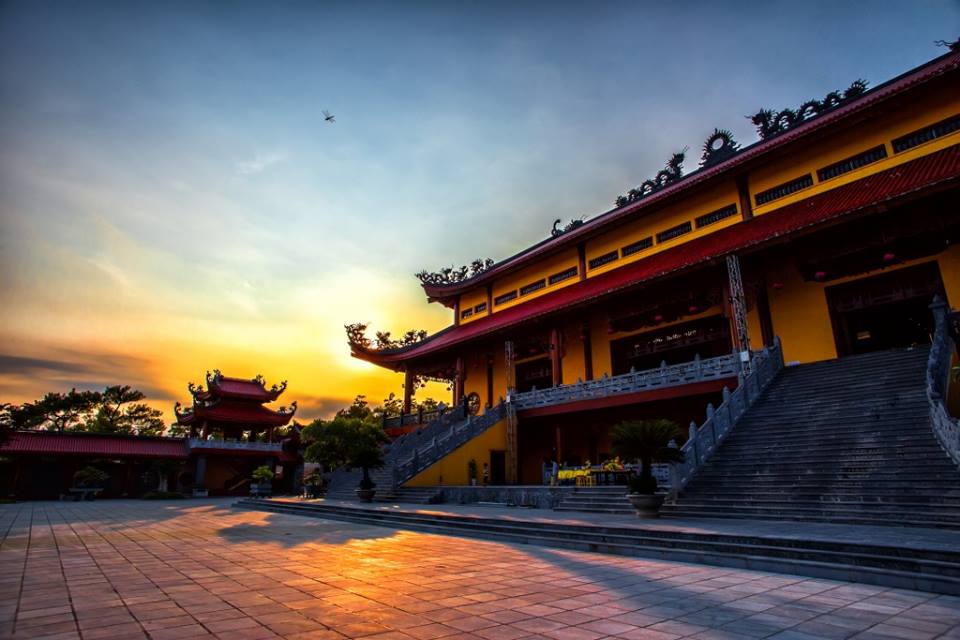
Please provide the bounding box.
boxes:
[1,500,958,640]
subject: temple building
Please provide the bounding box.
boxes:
[0,372,302,500]
[349,45,960,488]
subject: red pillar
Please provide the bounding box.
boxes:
[453,356,465,404]
[550,328,562,387]
[403,370,414,415]
[581,321,593,381]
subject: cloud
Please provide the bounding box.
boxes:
[235,152,287,175]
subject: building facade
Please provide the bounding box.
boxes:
[350,47,960,487]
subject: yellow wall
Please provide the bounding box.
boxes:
[585,181,740,278]
[751,84,960,216]
[459,288,489,324]
[490,248,579,314]
[404,419,507,486]
[769,249,960,365]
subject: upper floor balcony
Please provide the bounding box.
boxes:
[511,351,746,416]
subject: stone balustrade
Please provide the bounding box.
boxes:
[188,438,283,452]
[927,297,960,468]
[512,352,742,411]
[666,337,784,499]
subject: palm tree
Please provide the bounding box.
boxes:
[611,419,685,494]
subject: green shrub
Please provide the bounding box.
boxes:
[73,466,109,488]
[252,465,274,483]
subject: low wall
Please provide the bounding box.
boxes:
[434,485,575,509]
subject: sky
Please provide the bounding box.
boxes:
[1,0,958,425]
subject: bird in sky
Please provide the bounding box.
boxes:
[322,110,335,123]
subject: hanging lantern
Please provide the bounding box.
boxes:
[688,305,699,314]
[883,252,896,263]
[653,314,664,323]
[771,281,784,290]
[814,271,826,281]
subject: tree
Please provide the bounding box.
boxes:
[373,392,403,419]
[9,389,101,432]
[336,395,375,421]
[303,416,388,489]
[0,403,12,445]
[611,419,685,494]
[85,385,165,435]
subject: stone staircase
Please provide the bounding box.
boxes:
[554,486,634,514]
[321,402,508,504]
[663,347,960,528]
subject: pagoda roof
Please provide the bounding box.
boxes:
[354,142,960,369]
[420,48,960,305]
[188,370,287,403]
[174,398,297,427]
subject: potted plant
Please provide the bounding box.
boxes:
[302,415,388,503]
[304,469,325,499]
[71,466,109,500]
[251,465,274,498]
[611,419,684,518]
[468,459,478,486]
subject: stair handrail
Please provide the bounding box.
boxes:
[667,336,784,500]
[393,402,507,482]
[927,296,960,468]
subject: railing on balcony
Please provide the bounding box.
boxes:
[188,438,283,452]
[382,401,467,431]
[665,337,784,499]
[927,296,960,468]
[512,351,744,411]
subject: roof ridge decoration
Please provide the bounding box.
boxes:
[551,217,586,238]
[415,258,495,287]
[749,79,869,140]
[345,322,429,354]
[700,129,741,167]
[615,150,686,208]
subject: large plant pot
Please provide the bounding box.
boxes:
[627,493,664,518]
[355,488,376,503]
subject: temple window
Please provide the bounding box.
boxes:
[754,174,814,205]
[494,290,518,305]
[621,236,653,257]
[548,266,578,285]
[817,145,888,182]
[588,251,618,270]
[519,279,546,296]
[694,204,739,229]
[892,114,960,153]
[474,302,487,313]
[656,221,693,244]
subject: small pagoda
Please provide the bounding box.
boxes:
[174,370,297,442]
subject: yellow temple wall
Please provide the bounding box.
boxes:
[585,181,741,278]
[767,249,960,365]
[561,321,588,383]
[751,85,960,216]
[404,418,507,486]
[489,248,580,314]
[458,288,489,324]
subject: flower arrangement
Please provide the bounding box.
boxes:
[602,457,625,471]
[557,469,591,481]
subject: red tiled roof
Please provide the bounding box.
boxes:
[1,431,189,458]
[421,49,960,300]
[177,399,296,427]
[357,143,960,368]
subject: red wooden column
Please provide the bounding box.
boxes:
[453,356,465,404]
[555,426,564,463]
[403,370,414,415]
[550,328,563,387]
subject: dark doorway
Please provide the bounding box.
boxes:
[489,450,506,485]
[515,358,552,392]
[610,315,732,374]
[826,261,945,356]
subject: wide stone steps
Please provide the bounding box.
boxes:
[670,347,960,528]
[554,487,635,515]
[236,499,960,595]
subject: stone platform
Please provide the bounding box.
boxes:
[240,497,960,596]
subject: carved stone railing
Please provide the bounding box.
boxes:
[383,403,462,430]
[927,297,960,468]
[512,352,742,411]
[392,402,508,485]
[666,337,784,500]
[188,438,283,453]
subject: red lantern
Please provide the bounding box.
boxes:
[771,281,784,290]
[653,314,664,323]
[688,305,699,314]
[814,271,826,281]
[883,252,896,263]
